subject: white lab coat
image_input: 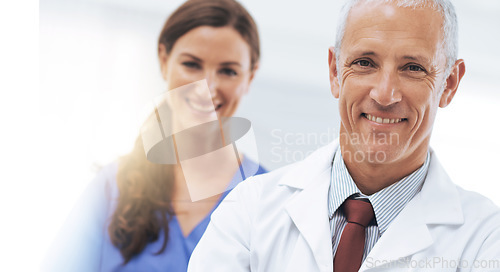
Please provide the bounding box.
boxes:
[188,141,500,272]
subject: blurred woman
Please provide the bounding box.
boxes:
[43,0,265,271]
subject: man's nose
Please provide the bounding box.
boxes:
[369,69,402,106]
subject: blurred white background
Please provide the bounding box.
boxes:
[2,0,500,271]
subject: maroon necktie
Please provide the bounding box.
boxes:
[333,198,375,272]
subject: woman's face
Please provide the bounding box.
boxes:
[159,26,256,132]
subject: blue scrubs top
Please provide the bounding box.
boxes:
[43,157,266,272]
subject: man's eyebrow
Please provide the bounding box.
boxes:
[402,55,430,64]
[349,51,377,57]
[360,51,376,56]
[345,51,377,61]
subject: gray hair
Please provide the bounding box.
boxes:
[334,0,458,73]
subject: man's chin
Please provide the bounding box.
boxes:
[342,144,402,165]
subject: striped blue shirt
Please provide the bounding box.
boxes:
[328,147,430,265]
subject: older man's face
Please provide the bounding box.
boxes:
[330,2,460,167]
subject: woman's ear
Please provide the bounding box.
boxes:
[439,59,465,108]
[158,44,169,81]
[249,61,259,82]
[245,61,260,95]
[328,47,340,98]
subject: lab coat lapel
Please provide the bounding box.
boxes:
[359,193,433,271]
[360,150,464,271]
[280,142,338,271]
[285,168,332,271]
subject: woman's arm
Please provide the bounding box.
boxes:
[41,163,116,272]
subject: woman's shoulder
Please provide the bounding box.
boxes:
[94,161,119,184]
[241,156,268,178]
[90,161,120,199]
[41,161,121,272]
[255,164,267,175]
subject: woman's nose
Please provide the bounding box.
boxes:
[205,72,218,98]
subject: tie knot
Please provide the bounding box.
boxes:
[342,198,374,227]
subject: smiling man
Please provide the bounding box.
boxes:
[330,0,460,197]
[188,1,500,271]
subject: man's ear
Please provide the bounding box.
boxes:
[328,47,340,98]
[158,44,169,81]
[439,59,465,108]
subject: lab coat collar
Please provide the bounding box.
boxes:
[278,140,338,189]
[279,141,338,271]
[421,149,464,225]
[277,140,465,271]
[360,149,465,270]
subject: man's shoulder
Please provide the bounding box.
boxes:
[456,186,500,223]
[428,149,500,223]
[450,186,500,257]
[234,161,301,200]
[229,142,338,210]
[427,150,500,227]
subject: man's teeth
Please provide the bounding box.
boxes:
[365,113,404,124]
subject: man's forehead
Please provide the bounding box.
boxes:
[343,1,444,49]
[351,0,441,10]
[347,0,442,26]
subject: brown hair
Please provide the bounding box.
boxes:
[108,0,260,264]
[159,0,260,70]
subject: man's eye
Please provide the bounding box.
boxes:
[182,62,201,69]
[220,68,237,76]
[407,65,425,72]
[354,59,372,67]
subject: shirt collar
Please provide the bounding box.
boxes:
[328,147,430,235]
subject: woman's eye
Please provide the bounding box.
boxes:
[182,61,201,69]
[220,68,237,76]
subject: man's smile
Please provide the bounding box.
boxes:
[362,113,407,124]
